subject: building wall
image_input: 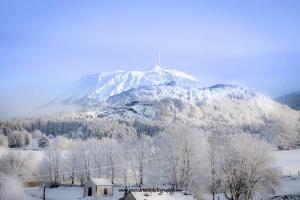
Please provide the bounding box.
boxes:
[84,181,113,197]
[83,180,96,197]
[96,185,113,196]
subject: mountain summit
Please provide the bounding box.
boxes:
[52,65,198,106]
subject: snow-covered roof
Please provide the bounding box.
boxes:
[129,191,195,200]
[89,178,113,186]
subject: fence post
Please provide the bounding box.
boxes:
[43,186,46,200]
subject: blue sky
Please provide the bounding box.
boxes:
[1,0,300,118]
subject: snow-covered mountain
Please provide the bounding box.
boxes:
[52,65,198,106]
[276,91,300,110]
[49,65,300,130]
[43,79,300,149]
[4,65,299,149]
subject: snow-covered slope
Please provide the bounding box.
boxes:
[107,83,256,106]
[52,65,198,106]
[45,65,300,148]
[100,83,299,149]
[104,83,290,125]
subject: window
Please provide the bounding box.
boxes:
[88,187,92,196]
[104,188,108,195]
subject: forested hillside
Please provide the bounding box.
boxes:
[1,85,300,150]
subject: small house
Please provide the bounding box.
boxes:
[83,178,113,197]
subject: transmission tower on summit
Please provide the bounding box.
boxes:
[158,51,161,66]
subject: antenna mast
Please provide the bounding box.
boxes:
[158,51,161,66]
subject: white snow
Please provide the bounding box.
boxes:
[272,149,300,176]
[107,84,257,107]
[130,191,196,200]
[25,186,83,200]
[53,65,198,106]
[25,186,123,200]
[89,178,113,186]
[275,176,300,195]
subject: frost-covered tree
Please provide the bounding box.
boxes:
[131,134,153,186]
[0,151,37,178]
[31,129,42,138]
[0,135,8,148]
[206,134,223,200]
[77,139,92,184]
[262,117,299,150]
[43,144,64,187]
[38,134,49,148]
[157,125,207,191]
[87,138,106,178]
[217,134,281,200]
[64,139,82,185]
[8,131,26,148]
[24,133,31,146]
[102,138,122,183]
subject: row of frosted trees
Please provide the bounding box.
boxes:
[40,125,281,200]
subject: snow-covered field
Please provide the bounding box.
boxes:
[272,149,300,195]
[275,176,300,195]
[25,186,83,200]
[272,149,300,176]
[25,186,123,200]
